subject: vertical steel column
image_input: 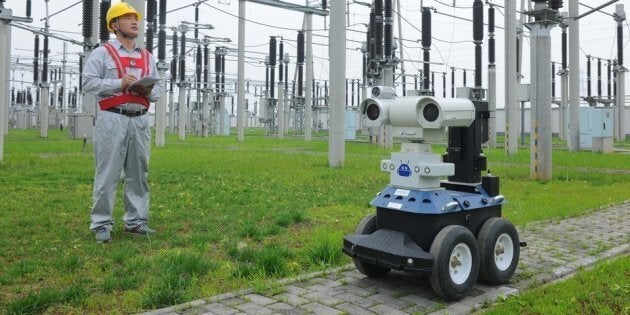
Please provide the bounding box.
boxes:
[237,0,246,141]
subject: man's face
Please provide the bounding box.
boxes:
[113,13,139,38]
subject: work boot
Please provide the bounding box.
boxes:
[125,224,156,236]
[95,227,111,243]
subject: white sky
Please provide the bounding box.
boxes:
[4,0,630,107]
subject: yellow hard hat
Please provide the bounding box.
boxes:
[106,2,142,33]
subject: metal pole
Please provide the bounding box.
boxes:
[304,12,313,141]
[505,0,518,154]
[237,0,245,141]
[568,0,581,151]
[329,0,345,167]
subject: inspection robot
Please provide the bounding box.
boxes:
[343,87,522,300]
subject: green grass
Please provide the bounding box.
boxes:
[1,129,630,313]
[482,255,630,315]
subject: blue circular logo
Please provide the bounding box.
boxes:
[397,164,412,177]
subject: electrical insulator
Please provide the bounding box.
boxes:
[269,37,277,67]
[384,0,393,58]
[79,55,83,92]
[158,29,166,61]
[42,35,49,83]
[179,32,186,83]
[194,6,199,39]
[100,1,111,43]
[159,0,167,25]
[172,31,178,56]
[33,35,39,83]
[549,0,563,10]
[26,0,32,18]
[146,0,156,52]
[421,7,431,49]
[203,44,209,87]
[297,32,305,63]
[83,0,93,39]
[322,0,327,10]
[473,0,483,42]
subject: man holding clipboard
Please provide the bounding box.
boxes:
[83,2,163,243]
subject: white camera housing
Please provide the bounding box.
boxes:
[359,88,476,142]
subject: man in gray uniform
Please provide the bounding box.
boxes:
[83,2,163,243]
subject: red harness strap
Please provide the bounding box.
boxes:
[99,43,151,110]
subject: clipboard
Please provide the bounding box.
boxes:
[128,76,160,89]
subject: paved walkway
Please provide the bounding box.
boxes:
[143,202,630,315]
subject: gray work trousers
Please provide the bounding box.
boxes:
[90,110,151,231]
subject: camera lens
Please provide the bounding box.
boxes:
[371,87,380,97]
[423,103,439,122]
[366,103,380,121]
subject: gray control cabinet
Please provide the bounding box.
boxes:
[68,114,94,140]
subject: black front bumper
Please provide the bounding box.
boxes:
[343,229,433,273]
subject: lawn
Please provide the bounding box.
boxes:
[482,255,630,315]
[1,129,629,313]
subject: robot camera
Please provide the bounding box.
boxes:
[360,88,476,141]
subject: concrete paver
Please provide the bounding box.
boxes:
[141,202,629,315]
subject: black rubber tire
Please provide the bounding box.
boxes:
[477,217,520,284]
[429,225,480,301]
[352,214,390,278]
